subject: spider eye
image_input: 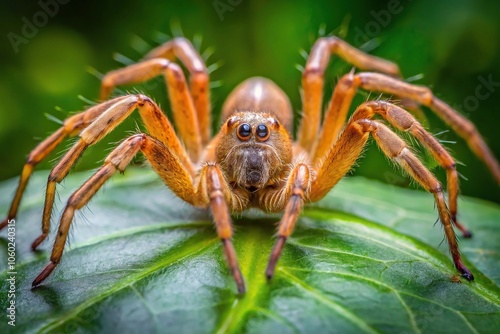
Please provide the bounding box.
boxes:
[237,123,252,141]
[256,124,270,141]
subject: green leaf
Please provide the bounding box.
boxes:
[0,168,499,333]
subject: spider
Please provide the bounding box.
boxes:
[1,36,499,294]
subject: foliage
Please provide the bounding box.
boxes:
[0,169,498,333]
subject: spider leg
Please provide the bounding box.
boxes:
[32,134,191,287]
[31,94,192,250]
[101,37,210,148]
[309,102,473,280]
[32,134,147,287]
[32,134,247,293]
[144,37,210,140]
[101,58,202,162]
[348,101,470,236]
[0,96,129,231]
[313,71,500,187]
[299,36,402,151]
[195,163,246,293]
[256,163,313,280]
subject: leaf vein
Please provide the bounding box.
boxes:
[287,267,482,334]
[279,269,379,334]
[38,237,219,332]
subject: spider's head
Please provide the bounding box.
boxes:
[216,112,292,191]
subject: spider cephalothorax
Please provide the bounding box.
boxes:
[2,36,499,294]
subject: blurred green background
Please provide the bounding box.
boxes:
[0,0,499,203]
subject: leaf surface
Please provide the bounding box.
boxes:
[0,168,499,333]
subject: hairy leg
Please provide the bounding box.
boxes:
[0,97,129,230]
[32,134,150,287]
[345,100,470,236]
[310,102,473,279]
[313,71,500,188]
[299,36,402,151]
[195,163,246,293]
[101,37,210,148]
[256,163,313,280]
[101,59,202,161]
[32,134,248,293]
[32,94,192,250]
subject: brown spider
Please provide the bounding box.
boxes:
[2,37,499,294]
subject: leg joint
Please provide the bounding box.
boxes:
[441,161,457,171]
[302,67,323,79]
[26,155,40,165]
[164,61,185,79]
[136,94,153,107]
[355,119,378,133]
[66,193,79,209]
[338,71,357,88]
[291,188,305,198]
[47,173,58,183]
[48,169,64,183]
[429,184,443,194]
[106,134,146,171]
[210,189,225,201]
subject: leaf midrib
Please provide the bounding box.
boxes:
[215,226,270,334]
